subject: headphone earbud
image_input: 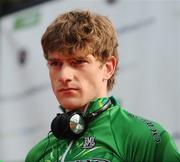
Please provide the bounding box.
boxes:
[51,99,111,139]
[51,111,85,139]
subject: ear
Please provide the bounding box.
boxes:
[103,56,117,79]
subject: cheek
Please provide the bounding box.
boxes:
[49,71,57,90]
[49,71,53,83]
[49,70,57,81]
[82,72,103,89]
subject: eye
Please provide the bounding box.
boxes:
[49,61,58,66]
[72,59,88,65]
[48,61,62,68]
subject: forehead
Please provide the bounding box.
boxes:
[47,51,92,60]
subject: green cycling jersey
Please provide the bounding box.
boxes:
[25,96,180,162]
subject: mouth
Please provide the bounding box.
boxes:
[58,88,79,93]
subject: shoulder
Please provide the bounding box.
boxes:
[109,97,162,142]
[108,97,180,161]
[109,96,164,142]
[109,103,162,144]
[25,133,57,162]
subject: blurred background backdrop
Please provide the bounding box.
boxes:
[0,0,180,161]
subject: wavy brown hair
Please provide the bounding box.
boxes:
[41,9,119,91]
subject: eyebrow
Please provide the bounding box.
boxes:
[47,55,89,61]
[47,58,60,62]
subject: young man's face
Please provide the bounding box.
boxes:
[47,51,116,111]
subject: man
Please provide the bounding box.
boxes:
[25,10,180,162]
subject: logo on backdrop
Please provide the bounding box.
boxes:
[106,0,118,4]
[18,48,28,66]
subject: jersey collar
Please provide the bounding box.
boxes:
[84,97,110,115]
[59,96,120,114]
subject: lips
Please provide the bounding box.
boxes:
[58,87,79,93]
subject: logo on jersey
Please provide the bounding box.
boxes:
[83,137,96,149]
[128,113,161,143]
[69,159,109,162]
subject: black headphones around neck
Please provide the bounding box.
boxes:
[51,99,111,139]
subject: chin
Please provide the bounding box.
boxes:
[58,98,82,110]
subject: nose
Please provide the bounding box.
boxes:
[58,64,73,84]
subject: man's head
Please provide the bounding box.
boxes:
[41,9,119,91]
[41,10,119,110]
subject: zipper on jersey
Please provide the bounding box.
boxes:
[60,140,73,162]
